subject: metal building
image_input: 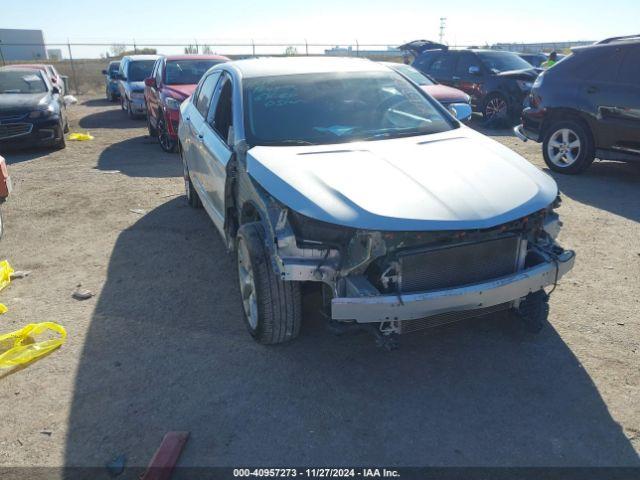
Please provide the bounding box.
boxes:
[0,28,47,62]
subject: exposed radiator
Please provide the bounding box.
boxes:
[398,302,511,334]
[399,236,520,293]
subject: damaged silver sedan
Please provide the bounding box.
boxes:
[178,57,575,347]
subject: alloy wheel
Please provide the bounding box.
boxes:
[485,97,508,120]
[547,128,581,167]
[158,117,174,152]
[237,238,258,329]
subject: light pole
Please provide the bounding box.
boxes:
[439,17,447,44]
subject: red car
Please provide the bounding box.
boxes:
[383,62,472,122]
[8,64,65,95]
[144,55,229,152]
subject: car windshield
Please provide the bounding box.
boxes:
[165,59,223,85]
[0,70,47,94]
[391,64,435,86]
[243,71,453,146]
[477,51,533,73]
[127,60,155,82]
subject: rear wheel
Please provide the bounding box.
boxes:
[542,120,595,174]
[236,222,302,344]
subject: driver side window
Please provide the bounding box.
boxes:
[207,74,233,145]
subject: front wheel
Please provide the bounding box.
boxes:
[483,93,510,125]
[182,153,202,209]
[542,120,595,174]
[127,100,135,119]
[236,223,302,344]
[157,116,176,153]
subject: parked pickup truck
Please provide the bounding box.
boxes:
[178,57,575,347]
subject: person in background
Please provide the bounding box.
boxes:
[542,51,558,69]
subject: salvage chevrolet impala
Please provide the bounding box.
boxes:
[178,57,575,347]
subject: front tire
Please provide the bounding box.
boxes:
[147,112,157,137]
[157,115,176,153]
[127,99,135,119]
[542,120,595,174]
[483,93,510,125]
[236,223,302,344]
[182,152,202,209]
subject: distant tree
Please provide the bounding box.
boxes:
[202,45,213,54]
[284,46,298,56]
[110,43,126,57]
[184,44,198,54]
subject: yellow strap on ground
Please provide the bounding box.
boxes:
[0,304,7,315]
[0,322,67,369]
[68,132,94,141]
[0,260,13,291]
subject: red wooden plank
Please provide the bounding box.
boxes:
[140,431,190,480]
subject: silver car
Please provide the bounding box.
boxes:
[116,54,159,118]
[178,57,575,348]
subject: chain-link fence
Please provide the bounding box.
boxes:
[0,39,593,95]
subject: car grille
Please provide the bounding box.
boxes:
[398,302,511,334]
[0,123,33,140]
[0,113,27,123]
[399,236,520,293]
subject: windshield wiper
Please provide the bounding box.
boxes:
[357,129,429,141]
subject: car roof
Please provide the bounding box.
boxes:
[163,54,230,61]
[108,60,120,65]
[227,56,386,78]
[123,55,160,61]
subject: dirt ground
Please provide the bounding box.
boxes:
[0,96,638,474]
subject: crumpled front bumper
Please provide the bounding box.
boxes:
[331,249,575,323]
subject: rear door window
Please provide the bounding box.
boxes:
[455,52,481,76]
[619,46,640,85]
[572,47,624,82]
[428,52,457,78]
[413,51,441,73]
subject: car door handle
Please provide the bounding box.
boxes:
[587,86,598,94]
[452,76,461,81]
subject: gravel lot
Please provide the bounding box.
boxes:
[0,96,638,473]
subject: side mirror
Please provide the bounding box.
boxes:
[144,77,156,88]
[101,69,108,75]
[468,66,481,76]
[448,103,473,123]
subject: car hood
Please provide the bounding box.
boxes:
[495,68,540,80]
[246,128,558,231]
[422,84,469,104]
[163,84,196,100]
[0,92,50,113]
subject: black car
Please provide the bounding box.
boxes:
[518,52,548,68]
[400,41,539,123]
[0,67,68,150]
[515,35,640,174]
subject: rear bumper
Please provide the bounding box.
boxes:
[331,249,575,323]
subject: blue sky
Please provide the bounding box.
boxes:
[3,0,639,57]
